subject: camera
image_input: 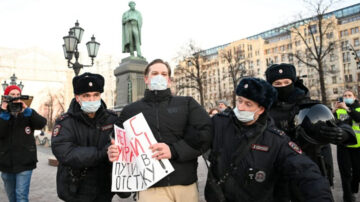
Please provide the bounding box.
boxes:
[1,95,29,113]
[338,97,343,102]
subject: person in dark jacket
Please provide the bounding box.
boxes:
[265,63,357,202]
[333,90,360,202]
[205,77,332,202]
[108,59,212,202]
[51,73,129,202]
[0,85,47,202]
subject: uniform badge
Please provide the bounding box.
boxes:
[244,84,248,88]
[101,124,113,131]
[288,141,302,154]
[89,82,93,87]
[25,126,31,135]
[279,69,283,74]
[255,170,266,182]
[52,125,61,137]
[251,144,269,152]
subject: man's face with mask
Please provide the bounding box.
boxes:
[144,63,171,90]
[272,78,294,101]
[75,92,101,114]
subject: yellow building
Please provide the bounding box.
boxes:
[174,3,360,110]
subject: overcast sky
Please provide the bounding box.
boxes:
[0,0,359,66]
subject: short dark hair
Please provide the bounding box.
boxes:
[144,59,171,77]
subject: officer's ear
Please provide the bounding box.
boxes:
[75,95,81,103]
[257,106,265,116]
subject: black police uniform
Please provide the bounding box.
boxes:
[51,99,118,202]
[205,111,332,202]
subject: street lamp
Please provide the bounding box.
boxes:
[1,73,24,91]
[62,20,100,76]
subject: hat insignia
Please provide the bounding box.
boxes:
[89,82,93,87]
[244,84,248,89]
[279,69,283,74]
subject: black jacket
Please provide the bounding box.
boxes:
[51,99,117,202]
[117,89,212,187]
[0,108,46,173]
[206,111,332,202]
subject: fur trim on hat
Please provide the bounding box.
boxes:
[236,78,277,109]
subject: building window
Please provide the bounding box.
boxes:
[256,59,260,66]
[349,75,353,82]
[330,54,335,62]
[333,88,338,94]
[354,38,360,47]
[345,75,349,82]
[358,73,360,81]
[274,56,278,63]
[331,65,336,72]
[295,40,301,46]
[351,27,359,34]
[341,41,349,51]
[332,76,337,84]
[281,54,285,62]
[326,32,333,39]
[288,54,293,62]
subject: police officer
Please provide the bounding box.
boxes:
[205,77,332,202]
[333,90,360,202]
[265,63,356,201]
[51,73,129,202]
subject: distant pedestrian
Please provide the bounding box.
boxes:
[0,85,47,202]
[217,100,231,113]
[333,90,360,202]
[209,108,220,117]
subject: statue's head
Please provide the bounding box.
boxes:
[128,1,136,9]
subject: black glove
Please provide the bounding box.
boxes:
[319,125,349,144]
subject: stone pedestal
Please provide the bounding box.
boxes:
[114,57,148,111]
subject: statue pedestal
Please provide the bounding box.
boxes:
[114,57,148,111]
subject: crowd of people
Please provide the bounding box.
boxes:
[1,60,359,202]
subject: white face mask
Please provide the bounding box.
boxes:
[149,75,168,91]
[80,100,101,113]
[233,107,258,123]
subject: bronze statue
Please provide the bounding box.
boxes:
[122,1,143,58]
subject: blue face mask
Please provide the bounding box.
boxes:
[233,107,258,123]
[344,98,354,105]
[149,75,168,91]
[80,100,101,113]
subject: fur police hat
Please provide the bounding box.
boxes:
[265,63,296,84]
[236,78,277,109]
[72,72,104,95]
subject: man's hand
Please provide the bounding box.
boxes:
[150,143,171,160]
[1,101,7,110]
[319,125,348,144]
[107,139,119,162]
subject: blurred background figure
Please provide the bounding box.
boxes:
[333,90,360,202]
[217,100,231,113]
[208,108,220,117]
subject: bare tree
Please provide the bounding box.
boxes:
[40,90,65,131]
[221,47,254,107]
[289,0,338,105]
[175,41,208,106]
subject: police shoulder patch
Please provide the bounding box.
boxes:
[52,125,62,137]
[267,127,286,137]
[56,113,69,122]
[288,141,302,154]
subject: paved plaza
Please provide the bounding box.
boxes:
[0,145,359,202]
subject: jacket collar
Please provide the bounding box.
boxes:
[143,88,172,102]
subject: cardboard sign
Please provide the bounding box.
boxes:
[111,113,174,192]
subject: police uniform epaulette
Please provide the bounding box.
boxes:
[267,127,286,137]
[55,113,69,122]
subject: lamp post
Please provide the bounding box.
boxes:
[62,20,100,76]
[1,73,24,91]
[348,44,360,69]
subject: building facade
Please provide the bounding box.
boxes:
[174,3,360,110]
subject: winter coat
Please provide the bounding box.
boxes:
[117,89,212,187]
[0,108,46,173]
[206,111,332,202]
[51,99,117,202]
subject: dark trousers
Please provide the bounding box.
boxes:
[337,145,360,202]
